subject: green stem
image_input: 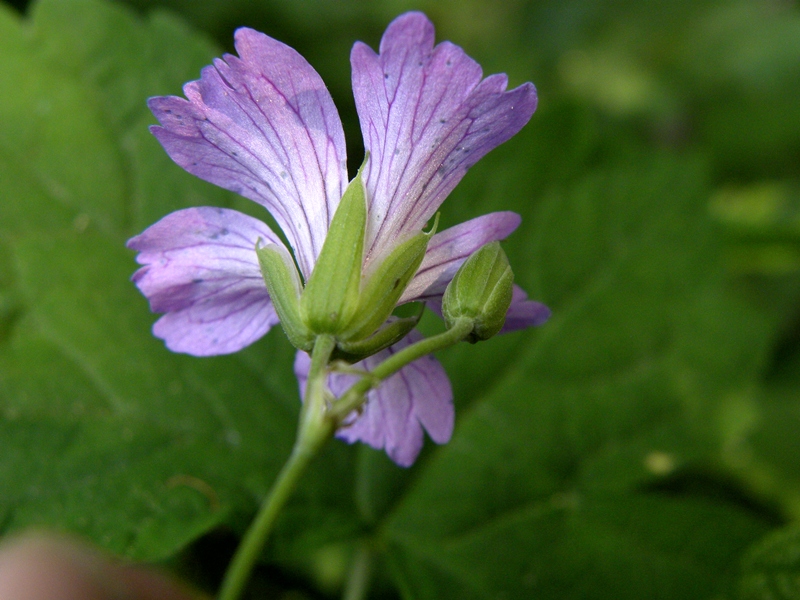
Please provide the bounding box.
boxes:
[330,318,473,420]
[217,335,337,600]
[342,542,373,600]
[217,318,471,599]
[297,334,337,441]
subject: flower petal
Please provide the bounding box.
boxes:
[351,12,538,262]
[148,28,348,277]
[294,329,454,466]
[128,207,281,356]
[399,211,521,303]
[501,285,551,332]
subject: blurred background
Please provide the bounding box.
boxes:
[1,0,800,598]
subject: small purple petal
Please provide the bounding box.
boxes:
[501,285,551,331]
[148,28,348,277]
[294,329,454,466]
[399,211,521,303]
[351,12,538,263]
[128,207,281,356]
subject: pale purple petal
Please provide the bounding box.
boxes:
[294,329,453,466]
[128,207,281,356]
[351,12,538,263]
[148,28,348,277]
[399,211,521,303]
[501,285,551,331]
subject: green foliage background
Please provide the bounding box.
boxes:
[1,0,800,598]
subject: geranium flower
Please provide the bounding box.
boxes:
[128,12,549,465]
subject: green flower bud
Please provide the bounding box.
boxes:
[300,163,366,335]
[441,242,514,343]
[256,241,313,351]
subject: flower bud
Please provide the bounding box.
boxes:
[441,242,514,342]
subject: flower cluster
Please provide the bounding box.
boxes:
[128,12,549,466]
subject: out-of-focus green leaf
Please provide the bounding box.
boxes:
[740,525,800,600]
[379,152,779,599]
[0,12,124,233]
[709,181,800,275]
[0,228,304,560]
[0,0,315,562]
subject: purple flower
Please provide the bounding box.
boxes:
[129,12,549,465]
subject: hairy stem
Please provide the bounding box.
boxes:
[217,335,336,600]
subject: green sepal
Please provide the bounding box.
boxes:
[335,312,422,363]
[339,215,438,343]
[256,241,313,351]
[300,164,367,334]
[442,241,514,343]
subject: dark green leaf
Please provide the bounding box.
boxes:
[740,526,800,600]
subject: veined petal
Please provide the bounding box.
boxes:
[501,285,551,332]
[399,211,521,303]
[351,12,537,262]
[128,207,281,356]
[148,28,348,277]
[294,329,453,466]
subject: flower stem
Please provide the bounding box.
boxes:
[330,318,473,419]
[217,335,337,600]
[217,318,471,599]
[342,542,373,600]
[371,318,472,381]
[217,437,327,600]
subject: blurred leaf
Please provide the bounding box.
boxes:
[0,7,125,234]
[0,227,307,560]
[709,181,800,275]
[732,377,800,523]
[379,153,779,599]
[740,525,800,600]
[26,0,238,233]
[0,0,311,562]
